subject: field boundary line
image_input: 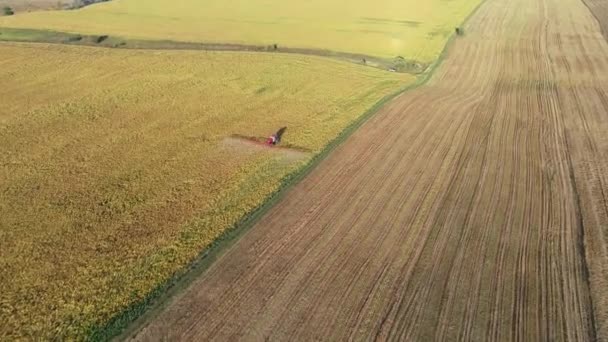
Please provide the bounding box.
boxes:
[79,0,490,339]
[0,27,425,74]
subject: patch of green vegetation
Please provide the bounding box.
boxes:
[3,6,14,16]
[0,27,79,42]
[0,27,128,46]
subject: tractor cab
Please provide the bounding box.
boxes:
[267,134,278,145]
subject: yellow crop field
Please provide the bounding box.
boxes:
[0,0,482,62]
[0,42,411,339]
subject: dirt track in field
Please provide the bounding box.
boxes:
[131,0,608,339]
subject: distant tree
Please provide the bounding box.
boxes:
[3,6,14,15]
[96,35,109,43]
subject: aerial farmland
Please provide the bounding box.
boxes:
[2,0,608,340]
[0,0,482,61]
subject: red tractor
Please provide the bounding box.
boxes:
[266,127,287,146]
[266,135,278,145]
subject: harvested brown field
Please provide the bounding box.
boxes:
[0,0,105,13]
[0,0,70,13]
[130,0,608,339]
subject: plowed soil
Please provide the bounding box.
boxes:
[131,0,608,339]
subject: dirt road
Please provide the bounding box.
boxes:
[131,0,608,339]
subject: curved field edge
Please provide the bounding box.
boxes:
[110,3,489,341]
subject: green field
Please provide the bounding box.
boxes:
[0,0,482,61]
